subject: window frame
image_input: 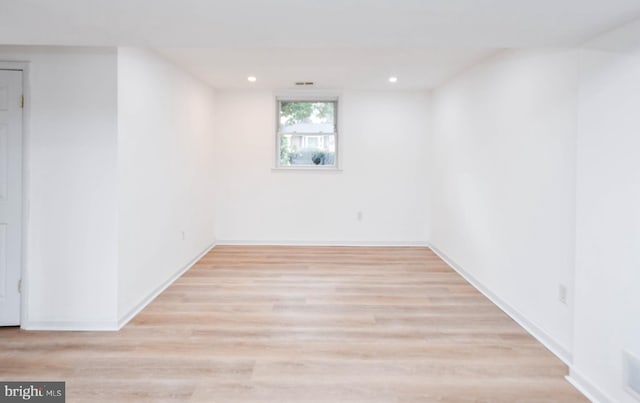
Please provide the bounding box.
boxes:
[274,95,340,171]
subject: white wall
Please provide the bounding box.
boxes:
[0,46,217,329]
[117,48,217,320]
[214,90,429,245]
[0,46,119,328]
[429,49,578,359]
[571,20,640,402]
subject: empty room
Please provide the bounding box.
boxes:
[1,1,639,402]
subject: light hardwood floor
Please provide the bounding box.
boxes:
[1,246,586,402]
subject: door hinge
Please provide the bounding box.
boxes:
[20,95,24,109]
[18,279,22,293]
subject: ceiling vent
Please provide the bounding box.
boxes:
[295,82,314,86]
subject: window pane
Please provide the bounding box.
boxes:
[279,101,335,134]
[279,134,336,166]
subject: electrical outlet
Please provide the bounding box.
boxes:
[357,211,363,221]
[558,284,567,305]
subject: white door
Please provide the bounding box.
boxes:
[0,70,23,326]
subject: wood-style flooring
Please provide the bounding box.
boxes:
[0,246,587,402]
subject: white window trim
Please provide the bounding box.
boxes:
[274,94,341,171]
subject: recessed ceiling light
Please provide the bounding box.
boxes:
[388,76,398,83]
[247,76,257,82]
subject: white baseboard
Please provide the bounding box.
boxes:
[21,320,119,331]
[21,242,216,332]
[429,243,573,365]
[116,241,216,329]
[566,368,615,403]
[216,240,430,247]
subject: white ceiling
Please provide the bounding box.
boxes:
[154,48,500,90]
[1,0,639,89]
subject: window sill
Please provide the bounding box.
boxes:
[271,167,343,173]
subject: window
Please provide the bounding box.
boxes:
[276,98,338,168]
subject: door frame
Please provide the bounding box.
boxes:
[0,61,30,327]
